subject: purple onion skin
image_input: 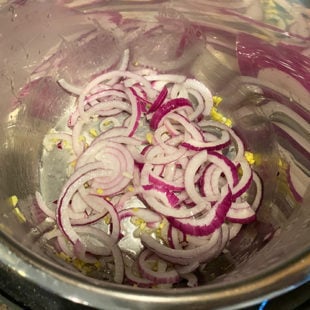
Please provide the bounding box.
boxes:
[150,98,192,130]
[167,188,232,237]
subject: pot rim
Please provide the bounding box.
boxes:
[1,232,309,309]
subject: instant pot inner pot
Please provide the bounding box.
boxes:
[0,1,309,309]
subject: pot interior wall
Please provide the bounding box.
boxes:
[0,0,309,299]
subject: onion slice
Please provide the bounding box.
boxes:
[37,62,263,287]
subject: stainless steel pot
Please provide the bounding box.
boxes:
[0,1,309,309]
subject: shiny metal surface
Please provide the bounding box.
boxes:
[0,1,309,309]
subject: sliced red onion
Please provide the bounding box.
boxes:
[71,120,85,156]
[142,186,180,208]
[184,150,217,204]
[71,192,89,213]
[85,195,120,242]
[165,113,204,141]
[30,200,49,225]
[129,87,150,113]
[148,172,184,192]
[201,164,222,198]
[125,88,142,137]
[145,146,188,165]
[73,239,89,262]
[231,160,253,200]
[181,131,230,151]
[56,162,118,243]
[167,225,184,249]
[85,89,127,105]
[148,87,168,113]
[76,141,134,196]
[57,235,74,257]
[68,208,90,220]
[43,228,62,241]
[115,189,140,212]
[162,162,178,182]
[105,136,143,146]
[77,70,155,120]
[153,128,185,152]
[208,151,239,188]
[199,120,245,163]
[96,126,130,141]
[140,228,222,265]
[168,185,232,237]
[35,191,56,219]
[138,249,180,284]
[58,78,83,95]
[184,78,213,119]
[119,207,162,223]
[150,98,192,130]
[70,211,107,226]
[226,201,256,223]
[111,244,124,284]
[107,49,130,86]
[124,264,154,288]
[164,119,183,137]
[39,64,263,287]
[74,226,114,256]
[142,189,206,218]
